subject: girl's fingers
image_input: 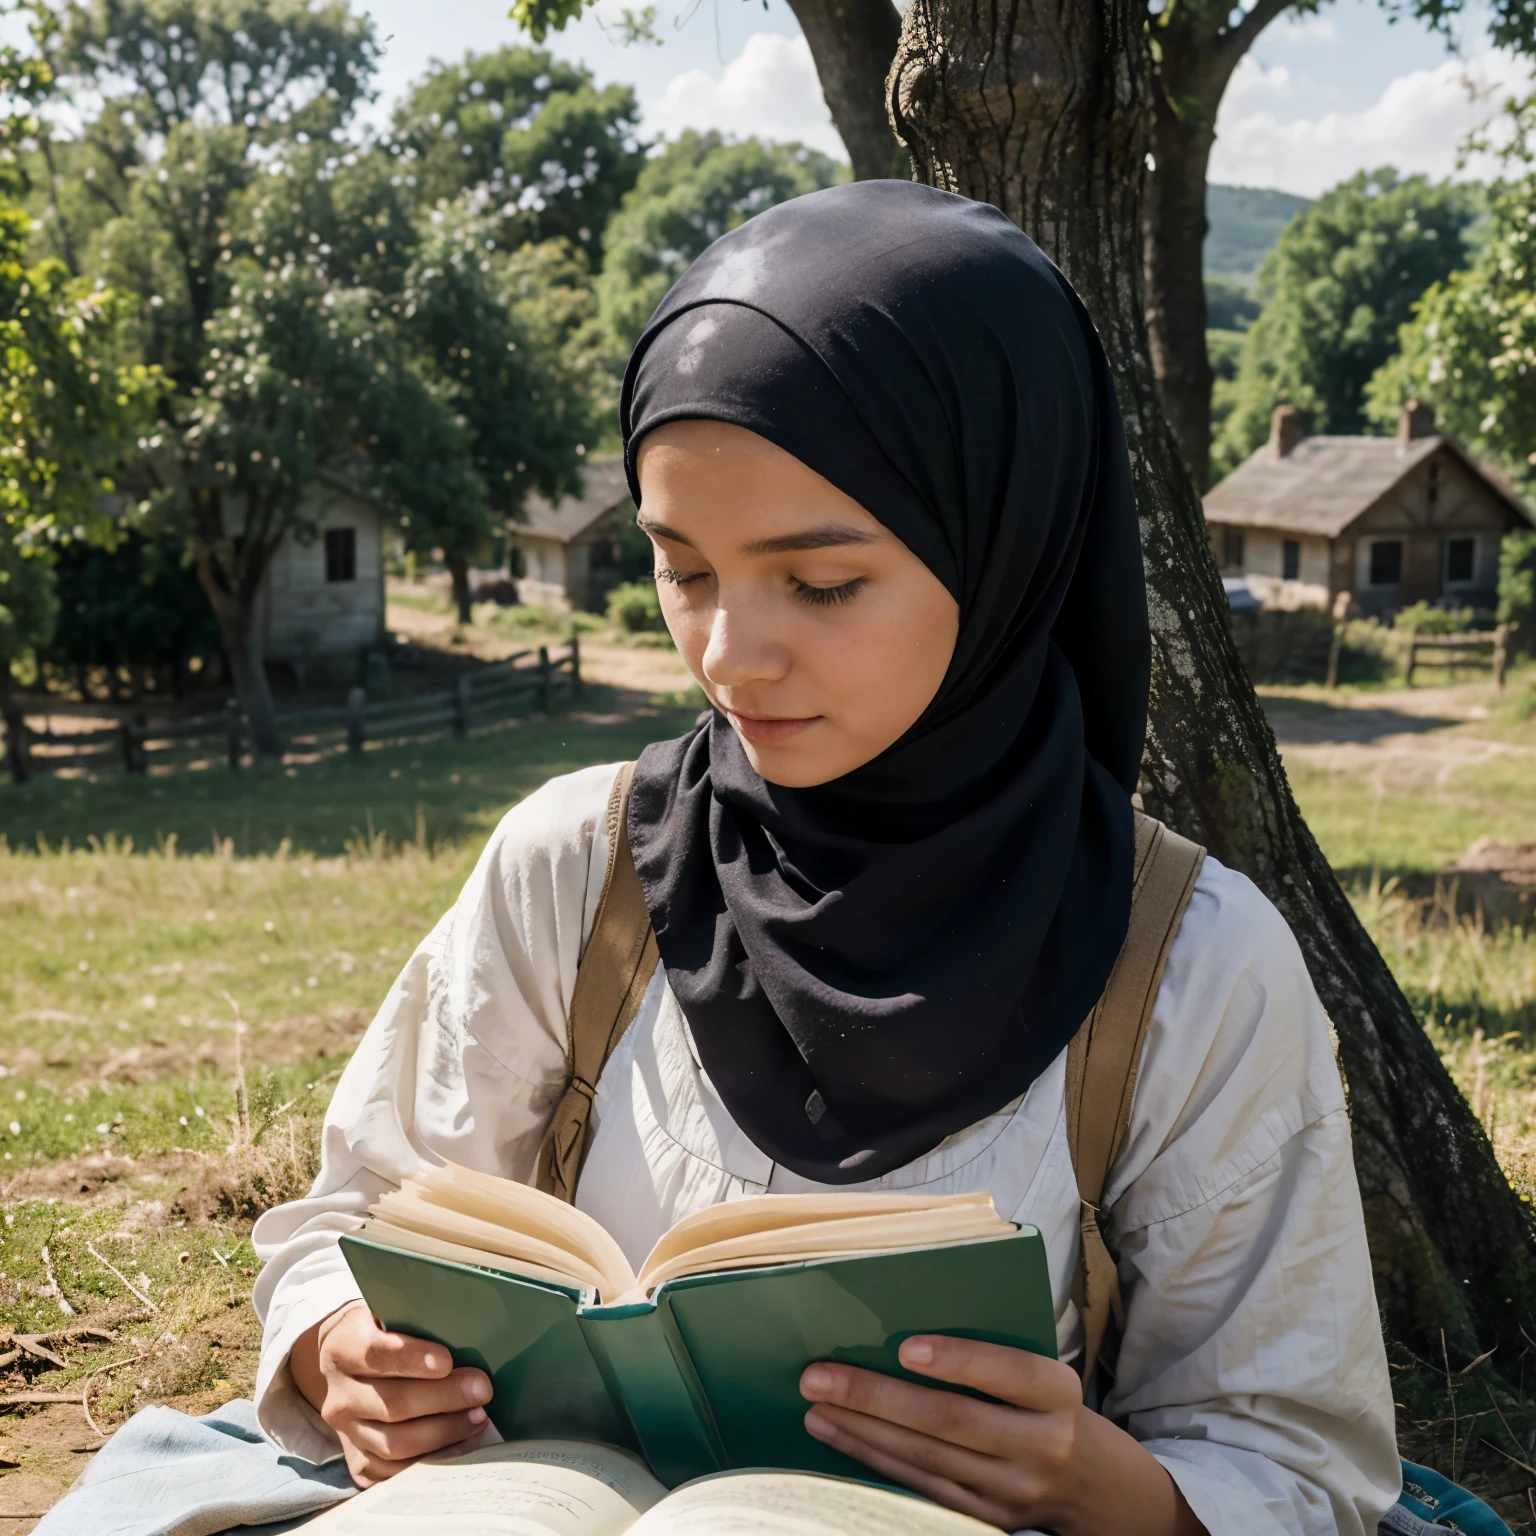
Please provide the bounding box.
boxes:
[803,1408,1021,1531]
[896,1336,1081,1412]
[343,1406,489,1464]
[338,1365,492,1426]
[800,1361,1065,1461]
[342,1325,459,1380]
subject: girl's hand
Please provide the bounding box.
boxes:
[800,1336,1206,1536]
[290,1301,493,1487]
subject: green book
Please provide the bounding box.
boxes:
[338,1164,1056,1490]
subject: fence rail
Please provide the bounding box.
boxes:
[1404,624,1514,687]
[4,639,580,783]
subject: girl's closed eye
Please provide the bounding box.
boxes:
[656,565,709,587]
[792,576,864,606]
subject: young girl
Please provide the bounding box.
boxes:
[252,182,1399,1535]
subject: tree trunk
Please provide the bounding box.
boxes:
[1144,101,1215,487]
[783,0,906,181]
[449,558,474,626]
[194,562,284,759]
[889,0,1536,1361]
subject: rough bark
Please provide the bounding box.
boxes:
[889,0,1536,1359]
[1143,0,1292,487]
[783,0,906,181]
[194,554,284,760]
[449,558,475,626]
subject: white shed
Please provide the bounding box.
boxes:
[255,473,387,668]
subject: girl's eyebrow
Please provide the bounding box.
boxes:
[636,515,878,555]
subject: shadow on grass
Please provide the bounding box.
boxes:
[0,686,700,858]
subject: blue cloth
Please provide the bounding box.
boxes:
[32,1400,354,1536]
[1381,1459,1515,1535]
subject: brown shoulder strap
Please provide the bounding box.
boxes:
[534,762,659,1203]
[1066,812,1205,1389]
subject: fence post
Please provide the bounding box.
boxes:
[569,633,582,699]
[1404,636,1418,687]
[453,674,472,738]
[1493,623,1512,689]
[346,687,367,760]
[225,699,243,773]
[121,712,148,774]
[538,645,552,714]
[3,712,31,784]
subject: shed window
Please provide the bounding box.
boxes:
[325,527,357,584]
[1445,536,1475,586]
[1221,529,1245,570]
[1282,539,1300,581]
[1368,539,1403,587]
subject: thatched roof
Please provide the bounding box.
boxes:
[1203,427,1532,538]
[514,456,632,543]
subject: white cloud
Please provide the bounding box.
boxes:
[1211,46,1531,195]
[645,32,845,160]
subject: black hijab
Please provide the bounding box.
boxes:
[621,181,1148,1185]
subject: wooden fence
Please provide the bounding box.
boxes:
[7,641,580,783]
[1403,624,1515,688]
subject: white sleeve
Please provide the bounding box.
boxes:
[249,761,622,1463]
[1102,859,1401,1536]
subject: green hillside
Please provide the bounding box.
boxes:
[1205,183,1311,282]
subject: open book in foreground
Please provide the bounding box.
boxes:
[305,1439,1003,1536]
[341,1163,1054,1487]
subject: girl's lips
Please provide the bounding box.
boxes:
[726,710,820,745]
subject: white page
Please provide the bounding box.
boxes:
[304,1440,666,1536]
[629,1471,1002,1536]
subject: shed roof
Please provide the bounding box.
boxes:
[1202,433,1532,537]
[514,456,633,543]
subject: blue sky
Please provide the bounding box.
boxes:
[346,0,1528,196]
[5,0,1523,197]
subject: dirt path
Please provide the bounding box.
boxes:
[1261,683,1535,793]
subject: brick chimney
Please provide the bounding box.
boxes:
[1398,399,1436,446]
[1270,404,1303,458]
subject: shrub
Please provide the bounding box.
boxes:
[1395,601,1476,635]
[606,580,666,633]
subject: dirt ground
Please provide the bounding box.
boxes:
[1262,682,1535,794]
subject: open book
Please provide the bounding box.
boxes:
[364,1161,1021,1305]
[341,1163,1054,1488]
[304,1439,1003,1536]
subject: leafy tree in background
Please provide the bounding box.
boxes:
[1367,98,1536,481]
[597,131,843,349]
[20,2,600,755]
[388,47,644,262]
[399,209,601,620]
[1213,169,1476,477]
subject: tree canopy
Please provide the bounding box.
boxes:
[1212,169,1477,476]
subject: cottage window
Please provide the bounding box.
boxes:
[325,527,357,584]
[1282,539,1300,581]
[1221,529,1245,570]
[1368,539,1403,587]
[1445,537,1475,586]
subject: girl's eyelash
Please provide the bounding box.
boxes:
[656,566,707,586]
[793,577,864,607]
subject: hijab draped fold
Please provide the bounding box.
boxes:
[620,182,1149,1184]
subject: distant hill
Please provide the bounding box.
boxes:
[1204,184,1310,283]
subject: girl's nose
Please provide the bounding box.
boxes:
[701,601,791,689]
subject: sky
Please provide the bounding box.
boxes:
[349,0,1532,198]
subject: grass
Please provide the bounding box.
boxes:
[1,678,1535,1524]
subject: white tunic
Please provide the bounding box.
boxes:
[251,762,1400,1536]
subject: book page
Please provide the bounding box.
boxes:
[303,1440,666,1536]
[636,1199,1015,1294]
[628,1472,1002,1536]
